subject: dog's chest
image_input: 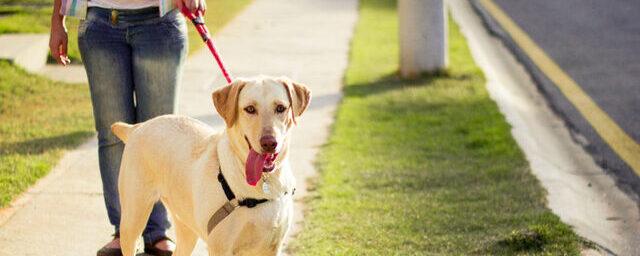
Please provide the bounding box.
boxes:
[219,196,293,253]
[247,197,292,233]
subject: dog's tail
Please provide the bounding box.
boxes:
[111,122,137,143]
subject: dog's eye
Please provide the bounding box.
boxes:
[275,105,287,113]
[244,106,256,114]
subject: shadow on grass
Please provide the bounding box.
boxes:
[344,70,471,98]
[0,0,50,6]
[0,131,93,156]
[0,2,49,14]
[475,221,595,255]
[363,0,396,10]
[0,7,23,16]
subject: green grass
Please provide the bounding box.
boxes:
[0,0,252,62]
[290,0,586,255]
[0,60,93,206]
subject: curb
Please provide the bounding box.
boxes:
[469,0,640,200]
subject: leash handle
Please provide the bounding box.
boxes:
[180,7,233,84]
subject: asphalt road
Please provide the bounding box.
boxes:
[473,0,640,196]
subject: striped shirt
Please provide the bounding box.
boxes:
[60,0,175,18]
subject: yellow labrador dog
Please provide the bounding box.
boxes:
[111,76,310,256]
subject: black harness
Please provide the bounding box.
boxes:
[207,166,296,234]
[206,168,269,234]
[217,169,269,208]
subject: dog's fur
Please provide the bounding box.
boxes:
[111,76,311,256]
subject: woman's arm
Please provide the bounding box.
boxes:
[49,0,70,66]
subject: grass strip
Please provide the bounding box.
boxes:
[291,0,586,255]
[0,61,93,206]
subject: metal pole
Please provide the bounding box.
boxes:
[399,0,448,78]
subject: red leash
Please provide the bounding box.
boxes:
[180,7,233,84]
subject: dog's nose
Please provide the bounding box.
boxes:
[260,135,277,153]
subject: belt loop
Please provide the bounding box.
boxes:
[110,9,118,25]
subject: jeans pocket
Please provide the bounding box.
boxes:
[161,14,187,40]
[78,20,89,38]
[78,17,100,39]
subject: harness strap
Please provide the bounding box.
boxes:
[207,168,269,234]
[239,198,269,208]
[217,169,236,201]
[207,199,237,233]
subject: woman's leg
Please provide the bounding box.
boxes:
[78,10,135,235]
[129,9,188,245]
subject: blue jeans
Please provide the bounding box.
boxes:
[78,6,187,244]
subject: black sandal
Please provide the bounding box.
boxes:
[96,232,123,256]
[144,235,174,256]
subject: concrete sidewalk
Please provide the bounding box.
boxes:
[0,0,358,255]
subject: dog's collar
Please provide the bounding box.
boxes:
[207,167,269,234]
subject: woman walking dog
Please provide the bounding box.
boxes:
[49,0,204,255]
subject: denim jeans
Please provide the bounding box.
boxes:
[78,6,187,244]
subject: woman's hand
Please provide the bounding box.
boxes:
[49,15,70,66]
[174,0,207,13]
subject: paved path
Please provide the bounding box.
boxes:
[0,32,88,84]
[38,64,88,84]
[472,0,640,196]
[0,34,49,72]
[450,1,640,255]
[0,0,358,255]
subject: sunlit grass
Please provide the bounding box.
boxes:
[0,61,93,206]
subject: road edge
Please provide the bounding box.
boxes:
[468,0,640,200]
[449,0,640,254]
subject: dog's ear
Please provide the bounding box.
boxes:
[212,79,247,127]
[279,77,311,123]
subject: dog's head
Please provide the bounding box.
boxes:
[212,76,311,185]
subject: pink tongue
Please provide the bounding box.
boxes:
[246,149,267,186]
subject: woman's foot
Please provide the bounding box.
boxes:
[96,234,122,256]
[144,236,175,256]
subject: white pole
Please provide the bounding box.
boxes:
[399,0,448,78]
